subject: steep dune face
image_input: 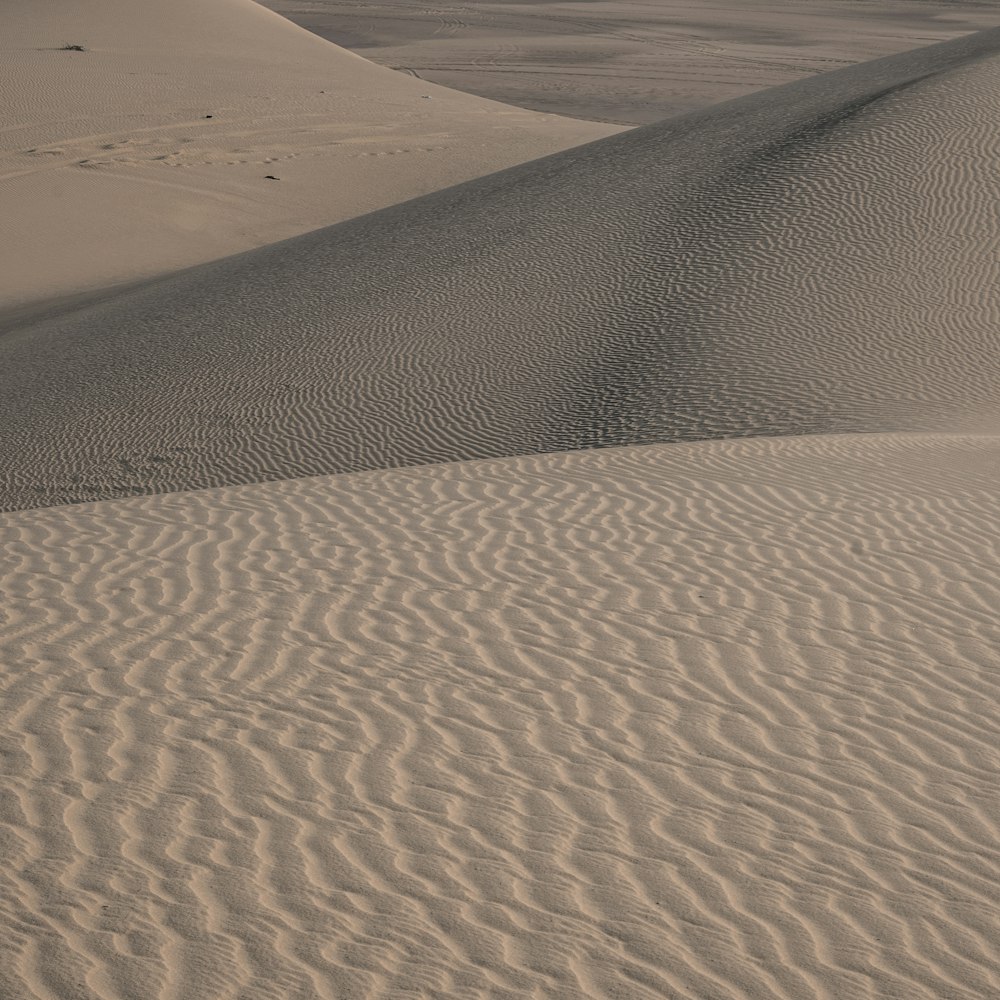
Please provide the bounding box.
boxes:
[0,0,617,307]
[2,434,999,999]
[4,29,1000,511]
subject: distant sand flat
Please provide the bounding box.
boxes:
[3,29,1000,510]
[261,0,1000,123]
[2,434,999,998]
[0,0,618,308]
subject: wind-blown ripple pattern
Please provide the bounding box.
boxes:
[4,31,1000,509]
[1,434,999,998]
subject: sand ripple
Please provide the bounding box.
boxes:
[4,30,1000,509]
[2,434,999,998]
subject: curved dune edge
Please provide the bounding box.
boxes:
[0,0,619,309]
[261,0,1000,125]
[2,433,999,998]
[3,28,1000,511]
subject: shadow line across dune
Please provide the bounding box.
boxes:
[3,27,1000,510]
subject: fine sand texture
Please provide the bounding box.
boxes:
[0,0,618,308]
[2,433,999,999]
[261,0,1000,123]
[4,29,1000,510]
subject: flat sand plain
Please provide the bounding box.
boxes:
[3,28,1000,509]
[2,434,999,998]
[2,4,1000,998]
[0,0,617,308]
[260,0,1000,122]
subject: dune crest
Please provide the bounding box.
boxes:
[0,0,618,308]
[2,434,999,998]
[3,29,1000,510]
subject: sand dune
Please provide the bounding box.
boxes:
[3,29,1000,510]
[4,5,1000,997]
[0,0,618,308]
[262,0,1000,123]
[2,433,998,998]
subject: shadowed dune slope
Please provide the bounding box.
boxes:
[5,28,1000,510]
[2,434,999,998]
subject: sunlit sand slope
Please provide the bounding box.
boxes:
[2,434,999,998]
[0,0,617,307]
[3,30,1000,510]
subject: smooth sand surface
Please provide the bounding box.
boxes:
[0,0,618,308]
[3,29,1000,510]
[2,433,999,998]
[261,0,1000,123]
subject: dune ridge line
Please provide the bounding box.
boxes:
[3,28,1000,510]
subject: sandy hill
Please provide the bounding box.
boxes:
[2,5,999,997]
[0,0,618,309]
[1,433,998,998]
[2,28,1000,511]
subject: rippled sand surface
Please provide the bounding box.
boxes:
[2,434,999,998]
[3,29,1000,510]
[3,10,1000,999]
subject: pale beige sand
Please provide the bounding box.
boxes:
[4,6,1000,996]
[2,433,999,998]
[262,0,1000,123]
[0,0,618,309]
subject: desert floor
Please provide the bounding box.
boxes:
[261,0,1000,122]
